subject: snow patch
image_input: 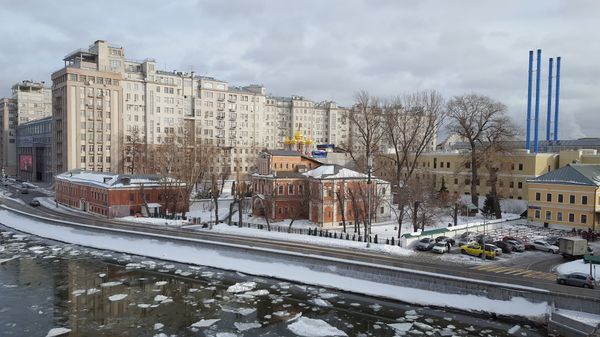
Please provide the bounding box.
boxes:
[288,317,347,337]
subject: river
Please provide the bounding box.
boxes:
[0,226,546,337]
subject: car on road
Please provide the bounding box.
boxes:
[20,188,29,194]
[504,239,525,252]
[431,242,449,254]
[435,236,455,246]
[493,241,513,253]
[557,272,595,289]
[459,243,496,259]
[531,240,559,253]
[415,238,436,251]
[29,200,40,207]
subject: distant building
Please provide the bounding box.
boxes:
[55,170,188,218]
[16,117,53,182]
[251,150,390,227]
[527,164,600,230]
[0,80,51,176]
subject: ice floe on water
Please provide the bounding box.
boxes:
[45,327,72,337]
[226,281,256,293]
[190,318,220,328]
[288,317,347,337]
[100,281,122,287]
[108,294,128,301]
[234,321,261,331]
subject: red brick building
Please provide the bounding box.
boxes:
[251,150,391,227]
[55,170,188,218]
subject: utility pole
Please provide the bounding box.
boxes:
[366,155,373,248]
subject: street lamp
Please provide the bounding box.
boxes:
[366,155,373,248]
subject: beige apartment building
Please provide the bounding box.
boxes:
[0,81,51,176]
[51,40,352,181]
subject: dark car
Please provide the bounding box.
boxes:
[504,239,525,252]
[546,237,560,246]
[435,236,456,246]
[29,200,40,207]
[415,238,436,251]
[21,188,29,194]
[557,272,595,289]
[493,241,513,253]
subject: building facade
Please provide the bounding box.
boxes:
[527,164,600,230]
[0,81,51,176]
[16,117,53,182]
[52,40,352,181]
[55,170,188,218]
[251,150,390,227]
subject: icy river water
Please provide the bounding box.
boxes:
[0,226,547,337]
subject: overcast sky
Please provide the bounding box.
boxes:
[1,0,598,139]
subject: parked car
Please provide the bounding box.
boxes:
[531,240,559,253]
[432,242,449,254]
[459,243,496,259]
[546,237,560,246]
[20,188,29,194]
[485,243,503,256]
[29,200,40,207]
[475,234,493,244]
[493,241,513,254]
[435,236,456,246]
[502,236,522,243]
[504,239,525,252]
[415,238,436,251]
[557,272,595,289]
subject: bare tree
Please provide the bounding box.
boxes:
[288,181,310,232]
[335,180,348,233]
[345,91,385,172]
[122,127,147,174]
[446,94,512,210]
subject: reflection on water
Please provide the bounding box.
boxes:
[0,226,546,337]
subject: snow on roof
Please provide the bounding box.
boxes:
[303,165,369,180]
[55,169,183,189]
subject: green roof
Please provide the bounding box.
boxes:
[529,164,600,187]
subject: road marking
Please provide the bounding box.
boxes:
[470,264,556,281]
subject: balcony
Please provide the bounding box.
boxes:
[216,123,224,129]
[217,106,224,111]
[227,98,236,103]
[217,96,225,101]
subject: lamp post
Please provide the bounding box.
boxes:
[481,213,487,261]
[366,155,373,248]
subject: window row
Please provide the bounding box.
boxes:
[534,192,590,205]
[534,209,587,224]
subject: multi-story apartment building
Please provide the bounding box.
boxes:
[52,40,352,182]
[16,117,53,182]
[0,80,51,176]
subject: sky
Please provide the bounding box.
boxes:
[0,0,598,139]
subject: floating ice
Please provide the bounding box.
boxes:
[109,294,128,301]
[309,298,332,307]
[319,293,337,299]
[154,295,169,302]
[71,289,86,296]
[235,322,261,331]
[508,325,521,334]
[46,327,72,337]
[100,281,122,287]
[273,310,289,317]
[155,281,168,286]
[190,318,220,328]
[244,289,269,296]
[153,323,164,330]
[227,281,257,293]
[137,303,151,308]
[388,323,413,332]
[413,322,434,331]
[287,317,347,337]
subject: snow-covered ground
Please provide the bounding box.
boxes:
[0,209,550,319]
[201,223,414,257]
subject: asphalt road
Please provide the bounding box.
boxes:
[0,182,598,300]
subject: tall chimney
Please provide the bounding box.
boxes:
[534,49,541,153]
[546,58,553,141]
[525,50,533,151]
[554,57,561,141]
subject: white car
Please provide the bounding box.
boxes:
[531,240,559,253]
[432,242,449,254]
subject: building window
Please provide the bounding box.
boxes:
[278,185,284,195]
[518,163,523,171]
[129,193,134,202]
[509,181,514,188]
[582,196,588,205]
[569,213,575,222]
[534,210,540,219]
[454,178,458,185]
[569,195,575,204]
[581,214,587,224]
[558,194,563,203]
[545,211,551,220]
[288,184,294,195]
[546,193,552,202]
[517,182,523,189]
[557,212,563,221]
[535,192,541,201]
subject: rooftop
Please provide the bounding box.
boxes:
[55,169,182,189]
[303,164,369,180]
[529,164,600,186]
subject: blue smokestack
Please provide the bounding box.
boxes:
[546,58,553,141]
[534,49,541,153]
[525,50,533,151]
[554,57,561,141]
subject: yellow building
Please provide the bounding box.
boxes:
[527,164,600,230]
